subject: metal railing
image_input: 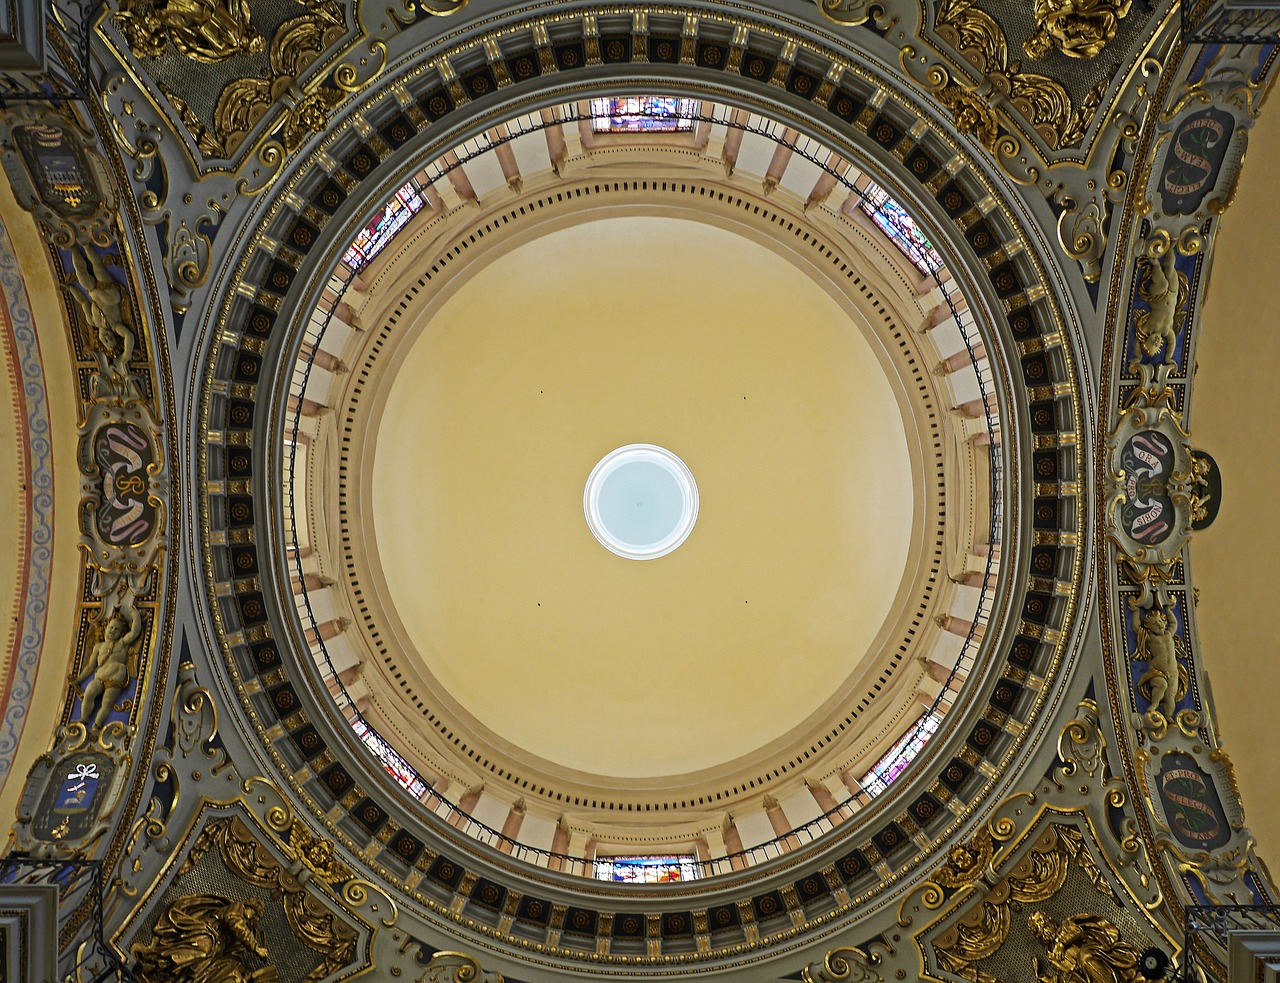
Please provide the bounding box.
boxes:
[1182,0,1280,43]
[0,0,105,103]
[281,100,1005,879]
[0,857,136,982]
[1184,904,1280,983]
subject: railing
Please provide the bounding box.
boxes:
[0,857,136,982]
[0,0,105,102]
[1182,0,1280,43]
[1185,904,1280,983]
[281,100,1005,879]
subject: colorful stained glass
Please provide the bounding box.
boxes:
[857,712,941,800]
[590,96,699,133]
[352,718,429,798]
[343,182,426,270]
[594,855,699,883]
[859,182,944,276]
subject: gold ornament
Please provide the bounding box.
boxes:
[286,822,352,883]
[938,86,1000,150]
[132,894,278,983]
[114,0,266,63]
[934,827,995,887]
[1024,0,1132,60]
[1028,911,1152,983]
[936,0,1107,148]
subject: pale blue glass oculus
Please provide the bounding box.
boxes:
[584,445,698,559]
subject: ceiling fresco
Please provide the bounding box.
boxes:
[0,0,1274,979]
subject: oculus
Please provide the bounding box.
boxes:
[583,444,699,560]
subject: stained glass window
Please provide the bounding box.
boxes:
[856,712,942,800]
[343,181,426,270]
[590,96,700,133]
[352,718,429,798]
[594,855,700,883]
[859,181,944,276]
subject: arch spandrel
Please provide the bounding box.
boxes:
[1,0,1275,980]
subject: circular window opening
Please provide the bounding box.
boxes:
[584,444,699,559]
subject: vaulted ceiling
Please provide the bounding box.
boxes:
[0,0,1274,980]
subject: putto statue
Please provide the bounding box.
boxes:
[1133,605,1183,720]
[1130,246,1187,371]
[1029,911,1152,983]
[69,245,136,382]
[73,604,144,731]
[132,894,278,983]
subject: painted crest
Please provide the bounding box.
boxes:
[1106,365,1214,604]
[93,422,159,548]
[1159,108,1235,216]
[0,107,115,247]
[1157,752,1231,851]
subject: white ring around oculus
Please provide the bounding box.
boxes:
[584,444,699,560]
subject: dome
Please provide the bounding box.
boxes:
[277,96,1010,880]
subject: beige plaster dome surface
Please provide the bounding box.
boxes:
[371,216,915,779]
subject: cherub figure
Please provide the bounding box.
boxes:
[73,604,144,730]
[1132,604,1184,720]
[934,827,994,887]
[1130,247,1187,371]
[69,245,136,379]
[287,822,351,882]
[938,86,1000,150]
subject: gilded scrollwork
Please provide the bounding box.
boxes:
[422,950,505,983]
[1056,698,1107,782]
[934,0,1107,149]
[1055,192,1108,283]
[137,153,217,312]
[800,946,883,983]
[935,894,1008,983]
[818,0,878,27]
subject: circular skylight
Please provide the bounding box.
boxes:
[584,444,699,559]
